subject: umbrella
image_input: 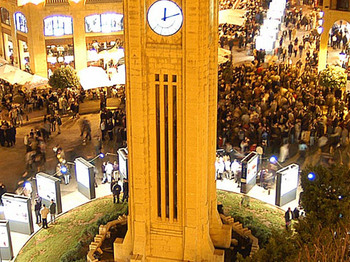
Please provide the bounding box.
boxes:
[110,64,125,85]
[1,68,33,85]
[24,74,49,89]
[0,64,17,75]
[219,9,246,25]
[78,66,113,90]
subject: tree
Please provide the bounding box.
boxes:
[318,66,347,91]
[48,66,80,90]
[300,165,350,226]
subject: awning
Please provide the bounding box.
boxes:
[219,9,246,26]
[24,75,49,89]
[110,65,125,85]
[218,48,231,64]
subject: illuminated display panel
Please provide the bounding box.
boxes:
[15,12,28,33]
[85,13,123,33]
[44,16,73,37]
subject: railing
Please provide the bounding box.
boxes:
[85,0,121,4]
[87,215,127,262]
[45,0,69,5]
[220,213,259,257]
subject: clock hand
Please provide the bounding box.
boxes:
[163,8,167,21]
[162,13,180,20]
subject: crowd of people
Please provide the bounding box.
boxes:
[100,108,127,149]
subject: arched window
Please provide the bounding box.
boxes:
[0,7,11,25]
[85,13,123,33]
[44,16,73,37]
[15,12,28,33]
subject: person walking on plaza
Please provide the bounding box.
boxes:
[40,204,50,229]
[34,199,42,224]
[49,199,56,224]
[111,178,122,203]
[56,115,62,134]
[122,179,129,203]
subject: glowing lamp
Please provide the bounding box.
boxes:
[339,51,347,62]
[318,19,323,26]
[319,11,324,18]
[24,181,32,191]
[317,26,323,35]
[99,152,105,158]
[269,156,278,164]
[60,165,68,174]
[307,172,316,181]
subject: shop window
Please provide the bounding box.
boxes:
[85,13,123,33]
[15,12,28,33]
[337,0,349,10]
[1,8,10,25]
[44,16,73,37]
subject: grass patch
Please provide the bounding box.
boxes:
[217,190,285,247]
[15,196,127,262]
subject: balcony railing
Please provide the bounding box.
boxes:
[45,0,69,5]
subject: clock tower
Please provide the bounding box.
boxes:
[115,0,232,261]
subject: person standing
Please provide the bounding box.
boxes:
[122,179,129,202]
[49,199,56,224]
[40,204,50,229]
[105,161,114,183]
[284,207,293,230]
[34,199,42,224]
[111,178,122,203]
[56,115,62,134]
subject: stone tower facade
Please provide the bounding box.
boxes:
[115,0,231,261]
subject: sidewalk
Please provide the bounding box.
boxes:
[0,168,116,262]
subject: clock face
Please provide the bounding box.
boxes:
[147,0,183,36]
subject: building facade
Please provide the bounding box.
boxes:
[318,0,350,70]
[0,0,123,77]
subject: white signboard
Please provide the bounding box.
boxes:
[246,154,258,183]
[0,226,9,247]
[36,175,56,202]
[118,148,128,178]
[75,160,90,188]
[3,199,29,223]
[280,164,299,196]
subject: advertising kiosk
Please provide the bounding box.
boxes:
[2,193,34,234]
[0,220,13,260]
[118,148,128,179]
[36,172,62,214]
[240,152,259,194]
[275,164,299,206]
[75,157,96,199]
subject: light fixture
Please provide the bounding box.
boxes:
[317,26,323,35]
[307,172,316,181]
[60,165,68,174]
[318,19,324,26]
[269,156,278,164]
[339,51,347,62]
[319,11,324,18]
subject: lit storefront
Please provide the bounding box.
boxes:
[85,13,124,68]
[44,16,74,76]
[0,0,124,77]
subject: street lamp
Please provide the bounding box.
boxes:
[269,155,283,168]
[319,11,324,18]
[307,172,316,181]
[318,19,324,26]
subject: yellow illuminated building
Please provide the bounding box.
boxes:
[0,0,123,77]
[113,0,232,260]
[318,0,350,70]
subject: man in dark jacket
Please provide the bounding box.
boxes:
[111,178,122,203]
[122,179,129,203]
